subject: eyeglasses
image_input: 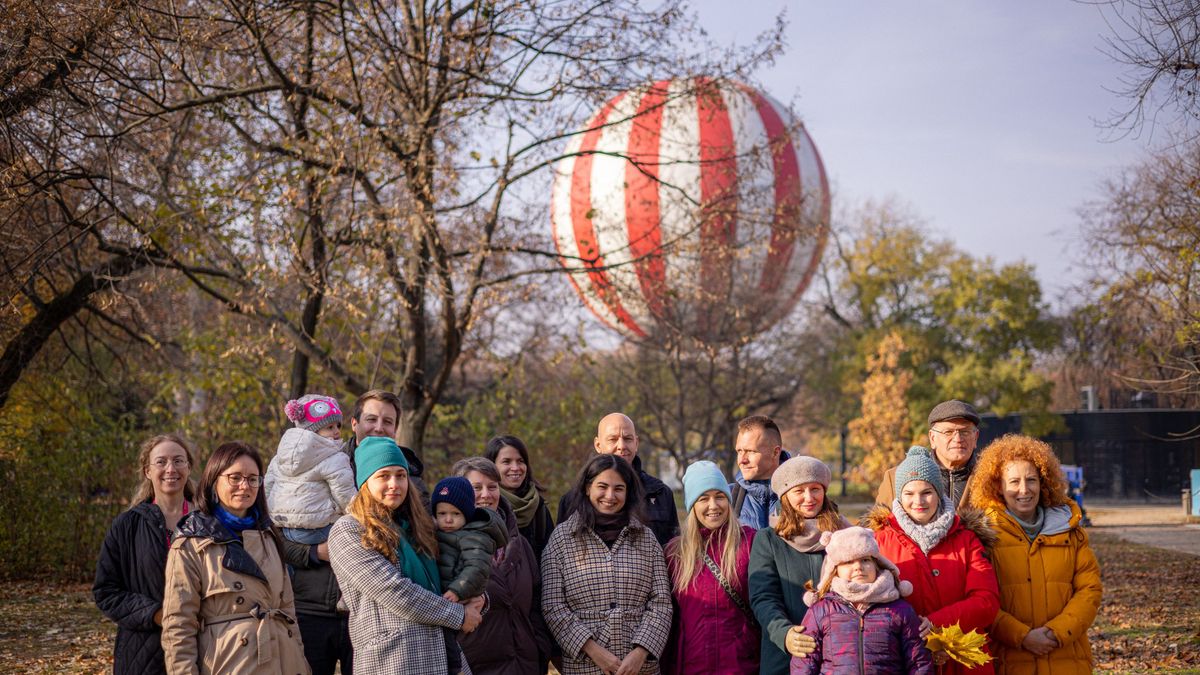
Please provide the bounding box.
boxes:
[221,473,262,488]
[151,458,189,469]
[930,427,977,439]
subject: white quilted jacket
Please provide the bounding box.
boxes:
[265,428,357,529]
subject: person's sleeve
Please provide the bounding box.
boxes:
[900,603,934,675]
[790,602,822,675]
[92,517,160,631]
[631,536,672,659]
[1044,530,1103,647]
[927,534,1000,632]
[326,453,358,512]
[161,541,203,675]
[875,468,895,507]
[749,532,793,654]
[540,532,594,659]
[328,518,465,629]
[557,492,574,525]
[281,537,320,569]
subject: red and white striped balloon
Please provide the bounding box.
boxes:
[551,77,830,343]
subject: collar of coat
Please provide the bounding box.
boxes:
[174,510,275,583]
[861,503,999,558]
[565,510,648,538]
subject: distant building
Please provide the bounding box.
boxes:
[979,409,1200,500]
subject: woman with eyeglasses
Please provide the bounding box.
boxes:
[161,441,310,675]
[93,434,197,675]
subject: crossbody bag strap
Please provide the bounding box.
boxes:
[702,552,756,624]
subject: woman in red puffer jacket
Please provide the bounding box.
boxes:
[864,447,1000,675]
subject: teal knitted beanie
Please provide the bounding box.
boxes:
[355,436,410,489]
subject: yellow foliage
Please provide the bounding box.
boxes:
[926,622,993,668]
[847,331,912,486]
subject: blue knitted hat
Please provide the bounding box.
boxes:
[432,476,476,521]
[894,446,945,500]
[682,460,732,514]
[354,436,409,489]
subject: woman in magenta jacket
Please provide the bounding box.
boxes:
[864,447,1000,675]
[664,461,759,674]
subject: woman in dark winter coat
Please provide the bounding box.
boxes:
[542,454,673,675]
[664,461,759,674]
[748,455,848,675]
[453,457,554,675]
[485,436,555,562]
[791,527,932,675]
[94,434,197,675]
[864,446,1000,675]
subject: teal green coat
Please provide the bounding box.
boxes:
[748,528,825,675]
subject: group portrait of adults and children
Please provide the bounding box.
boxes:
[94,391,1103,674]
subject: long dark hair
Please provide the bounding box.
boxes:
[196,441,269,524]
[484,434,544,493]
[568,454,646,532]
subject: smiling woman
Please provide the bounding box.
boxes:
[485,436,556,563]
[160,441,309,675]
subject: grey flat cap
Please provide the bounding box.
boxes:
[927,399,981,426]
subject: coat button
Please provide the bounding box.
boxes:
[236,596,244,605]
[240,637,248,646]
[233,581,244,590]
[609,602,617,609]
[287,629,293,638]
[931,569,940,577]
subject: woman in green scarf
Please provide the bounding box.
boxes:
[485,436,555,562]
[329,437,483,674]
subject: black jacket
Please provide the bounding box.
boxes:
[93,501,173,675]
[557,456,679,547]
[520,495,556,563]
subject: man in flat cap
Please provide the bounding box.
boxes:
[874,400,982,509]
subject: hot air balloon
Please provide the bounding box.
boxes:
[551,77,830,343]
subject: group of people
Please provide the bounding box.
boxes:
[92,392,1102,674]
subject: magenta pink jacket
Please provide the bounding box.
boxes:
[664,525,760,674]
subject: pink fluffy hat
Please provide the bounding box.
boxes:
[803,526,913,606]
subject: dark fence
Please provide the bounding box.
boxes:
[979,409,1200,500]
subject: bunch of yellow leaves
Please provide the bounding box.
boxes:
[925,623,992,668]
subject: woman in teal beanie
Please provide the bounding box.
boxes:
[328,436,484,674]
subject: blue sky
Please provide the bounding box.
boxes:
[691,1,1159,302]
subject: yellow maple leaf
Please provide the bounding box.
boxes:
[926,622,992,668]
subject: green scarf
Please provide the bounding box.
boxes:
[500,484,541,530]
[396,518,440,594]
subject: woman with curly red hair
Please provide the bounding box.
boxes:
[968,434,1102,675]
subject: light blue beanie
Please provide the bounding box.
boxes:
[683,460,732,513]
[355,436,410,489]
[893,446,945,500]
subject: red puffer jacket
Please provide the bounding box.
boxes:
[865,506,1000,675]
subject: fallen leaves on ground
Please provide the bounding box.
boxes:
[0,532,1196,673]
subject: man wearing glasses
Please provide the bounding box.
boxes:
[874,400,983,509]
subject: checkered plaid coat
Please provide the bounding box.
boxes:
[328,514,471,674]
[541,513,672,674]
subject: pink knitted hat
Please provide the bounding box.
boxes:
[803,526,913,606]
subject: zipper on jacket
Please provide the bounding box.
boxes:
[858,610,866,675]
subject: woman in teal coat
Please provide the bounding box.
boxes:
[748,456,848,674]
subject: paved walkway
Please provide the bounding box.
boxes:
[1098,524,1200,557]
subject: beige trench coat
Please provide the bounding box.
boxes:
[161,514,310,675]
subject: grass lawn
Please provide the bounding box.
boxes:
[0,531,1196,673]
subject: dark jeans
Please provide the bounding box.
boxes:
[297,612,352,675]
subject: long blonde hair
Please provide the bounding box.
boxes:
[129,433,197,507]
[667,499,743,593]
[348,481,438,562]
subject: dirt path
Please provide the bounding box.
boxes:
[1086,505,1200,557]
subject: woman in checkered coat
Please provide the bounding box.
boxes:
[541,454,673,675]
[328,437,484,674]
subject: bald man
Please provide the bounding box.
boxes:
[557,413,680,546]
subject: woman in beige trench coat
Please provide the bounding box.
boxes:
[161,441,310,675]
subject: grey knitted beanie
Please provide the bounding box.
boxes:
[893,446,945,500]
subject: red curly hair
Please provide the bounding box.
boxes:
[968,434,1071,511]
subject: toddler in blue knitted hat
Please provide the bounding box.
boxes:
[431,476,509,603]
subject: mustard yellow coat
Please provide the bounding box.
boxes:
[985,503,1101,675]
